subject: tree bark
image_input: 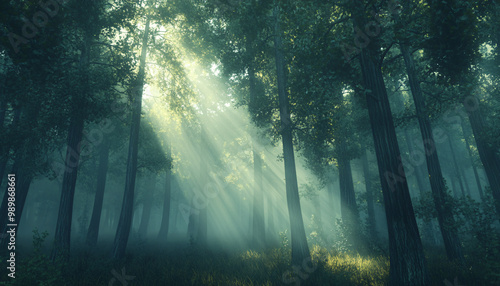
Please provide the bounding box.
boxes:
[138,176,155,238]
[403,131,437,245]
[338,142,362,251]
[86,140,110,247]
[338,146,359,226]
[400,42,465,264]
[447,134,466,197]
[249,63,265,249]
[461,120,484,200]
[266,190,277,245]
[157,145,172,242]
[51,112,85,261]
[197,125,208,246]
[273,5,310,266]
[361,149,377,240]
[352,2,430,283]
[252,145,265,249]
[112,16,150,260]
[466,103,500,217]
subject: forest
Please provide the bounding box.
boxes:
[0,0,499,285]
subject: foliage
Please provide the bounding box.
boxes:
[0,229,64,286]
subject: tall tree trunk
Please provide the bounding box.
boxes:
[157,145,172,242]
[252,145,265,249]
[459,167,472,197]
[362,149,377,240]
[327,170,336,221]
[338,149,358,225]
[273,5,310,266]
[51,30,92,261]
[338,143,362,251]
[403,131,427,195]
[249,63,265,249]
[112,17,150,260]
[449,174,459,198]
[400,42,465,264]
[138,176,155,238]
[461,120,484,200]
[267,190,277,246]
[86,140,110,247]
[197,125,208,246]
[352,2,430,284]
[446,135,465,197]
[403,131,437,245]
[187,200,199,243]
[51,112,85,261]
[466,103,500,217]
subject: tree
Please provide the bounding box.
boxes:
[85,139,110,247]
[112,12,150,260]
[350,1,430,284]
[273,4,310,266]
[395,2,465,263]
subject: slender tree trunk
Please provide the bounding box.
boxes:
[449,174,459,198]
[197,125,208,246]
[459,167,472,197]
[187,200,199,243]
[273,5,310,266]
[172,199,178,232]
[447,135,465,197]
[362,149,377,240]
[267,191,277,245]
[338,150,358,224]
[400,42,465,265]
[466,103,500,217]
[403,131,437,245]
[328,170,336,221]
[252,145,265,249]
[157,145,172,241]
[249,63,265,249]
[51,112,85,260]
[404,131,427,195]
[461,120,484,200]
[138,176,155,238]
[338,143,362,251]
[112,17,150,260]
[352,2,430,283]
[86,140,110,247]
[51,30,92,261]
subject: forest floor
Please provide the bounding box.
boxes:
[0,233,497,285]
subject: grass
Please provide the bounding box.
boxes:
[0,236,496,285]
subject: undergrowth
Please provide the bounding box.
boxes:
[0,227,496,285]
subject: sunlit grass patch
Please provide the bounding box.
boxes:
[2,242,494,285]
